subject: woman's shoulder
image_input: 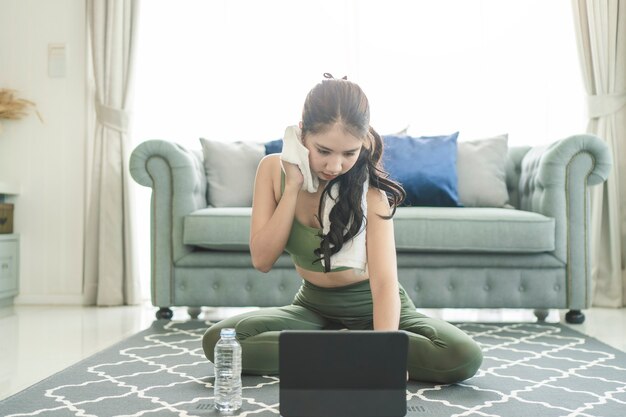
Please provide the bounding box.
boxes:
[366,185,388,202]
[367,186,391,217]
[258,153,281,169]
[256,153,281,177]
[256,154,282,201]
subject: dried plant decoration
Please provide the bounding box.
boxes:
[0,88,43,133]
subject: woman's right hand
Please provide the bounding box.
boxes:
[281,160,304,191]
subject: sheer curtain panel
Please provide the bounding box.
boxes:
[84,0,141,306]
[572,0,626,307]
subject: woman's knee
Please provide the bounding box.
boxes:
[202,323,224,363]
[233,315,272,338]
[202,314,271,362]
[406,325,483,384]
[444,337,483,383]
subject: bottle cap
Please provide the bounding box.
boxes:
[220,328,236,338]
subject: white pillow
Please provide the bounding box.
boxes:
[199,138,265,207]
[457,134,509,207]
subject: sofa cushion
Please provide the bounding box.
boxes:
[394,207,555,252]
[184,207,555,254]
[382,133,462,207]
[457,134,510,207]
[210,132,507,209]
[184,207,253,250]
[199,138,265,207]
[264,138,283,155]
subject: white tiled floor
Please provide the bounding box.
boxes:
[0,303,624,401]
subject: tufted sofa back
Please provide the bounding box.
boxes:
[505,146,531,209]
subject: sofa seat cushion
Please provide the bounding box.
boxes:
[394,207,555,253]
[184,207,555,254]
[184,207,253,250]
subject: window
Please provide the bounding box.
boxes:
[133,0,584,147]
[131,0,585,299]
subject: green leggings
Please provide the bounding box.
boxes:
[202,279,483,384]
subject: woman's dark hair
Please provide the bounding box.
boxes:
[301,74,406,272]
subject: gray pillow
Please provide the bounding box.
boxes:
[457,134,509,207]
[199,138,265,207]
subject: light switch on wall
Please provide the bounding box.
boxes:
[48,43,67,78]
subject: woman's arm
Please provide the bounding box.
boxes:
[249,155,302,273]
[366,188,401,330]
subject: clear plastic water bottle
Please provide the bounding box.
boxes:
[214,328,242,413]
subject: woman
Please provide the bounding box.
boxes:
[202,74,482,383]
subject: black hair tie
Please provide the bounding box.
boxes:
[323,73,348,80]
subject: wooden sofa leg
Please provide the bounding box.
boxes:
[156,307,173,320]
[565,309,585,324]
[533,309,549,322]
[188,307,202,319]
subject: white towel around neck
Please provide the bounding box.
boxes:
[279,125,368,274]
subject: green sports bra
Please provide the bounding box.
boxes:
[280,172,350,273]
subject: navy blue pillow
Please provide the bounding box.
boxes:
[382,133,461,207]
[264,139,283,155]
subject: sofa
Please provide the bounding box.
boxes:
[129,133,611,323]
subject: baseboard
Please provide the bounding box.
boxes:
[14,293,86,305]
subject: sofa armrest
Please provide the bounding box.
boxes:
[518,134,612,308]
[130,140,207,306]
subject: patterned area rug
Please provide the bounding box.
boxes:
[1,320,625,417]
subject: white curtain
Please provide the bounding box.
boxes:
[84,0,141,306]
[572,0,626,307]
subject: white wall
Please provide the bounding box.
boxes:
[0,0,86,304]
